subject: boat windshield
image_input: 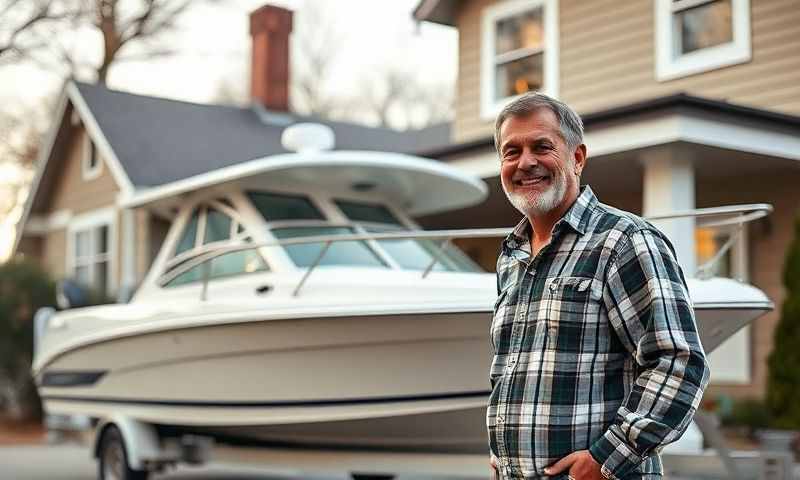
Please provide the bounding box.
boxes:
[271,226,388,269]
[247,191,482,272]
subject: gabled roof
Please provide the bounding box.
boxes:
[74,81,451,188]
[413,0,458,26]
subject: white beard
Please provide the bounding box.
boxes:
[504,167,568,218]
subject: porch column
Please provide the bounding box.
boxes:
[641,147,697,276]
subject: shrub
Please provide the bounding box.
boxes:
[0,258,55,422]
[766,215,800,430]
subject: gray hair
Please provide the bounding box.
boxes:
[493,92,584,152]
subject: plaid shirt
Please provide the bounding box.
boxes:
[488,186,710,480]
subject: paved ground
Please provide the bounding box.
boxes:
[0,443,331,480]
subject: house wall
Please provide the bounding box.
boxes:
[48,129,119,214]
[42,229,67,280]
[39,127,121,286]
[454,0,800,142]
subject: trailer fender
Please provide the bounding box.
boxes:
[94,416,162,470]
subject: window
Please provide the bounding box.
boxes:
[173,202,245,259]
[166,249,268,287]
[82,132,102,180]
[175,209,200,256]
[248,192,325,222]
[334,200,402,225]
[481,0,558,119]
[68,210,114,296]
[271,226,387,269]
[335,199,482,273]
[204,208,232,244]
[655,0,751,81]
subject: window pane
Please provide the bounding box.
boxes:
[94,261,108,296]
[335,200,401,225]
[495,53,543,100]
[75,230,91,258]
[696,227,732,278]
[210,250,268,278]
[175,210,199,255]
[495,8,543,55]
[166,264,203,287]
[204,208,232,244]
[676,0,732,55]
[248,192,325,222]
[88,142,98,169]
[97,225,109,254]
[75,265,90,286]
[272,226,386,268]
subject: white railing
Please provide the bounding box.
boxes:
[159,204,771,299]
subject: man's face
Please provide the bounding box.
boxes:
[498,109,583,218]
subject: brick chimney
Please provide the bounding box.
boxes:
[249,5,293,111]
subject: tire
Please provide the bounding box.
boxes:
[97,425,150,480]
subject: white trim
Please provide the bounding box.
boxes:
[446,112,800,178]
[66,82,135,198]
[65,207,118,295]
[655,0,751,81]
[24,210,73,234]
[12,86,71,253]
[81,130,103,181]
[480,0,559,120]
[121,208,137,290]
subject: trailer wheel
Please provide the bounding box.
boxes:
[98,425,150,480]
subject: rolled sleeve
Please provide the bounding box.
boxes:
[590,228,711,479]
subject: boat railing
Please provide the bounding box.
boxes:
[177,203,771,299]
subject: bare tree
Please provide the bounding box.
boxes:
[289,0,342,117]
[0,0,77,62]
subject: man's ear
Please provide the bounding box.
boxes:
[573,144,587,176]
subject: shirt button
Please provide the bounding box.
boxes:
[549,281,558,292]
[497,416,504,424]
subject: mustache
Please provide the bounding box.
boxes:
[512,165,553,181]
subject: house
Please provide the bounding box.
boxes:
[412,0,800,401]
[12,5,449,300]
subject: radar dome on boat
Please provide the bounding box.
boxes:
[281,123,335,152]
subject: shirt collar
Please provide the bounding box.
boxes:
[502,185,598,252]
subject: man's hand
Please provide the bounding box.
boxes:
[489,454,498,480]
[544,450,604,480]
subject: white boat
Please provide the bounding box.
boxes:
[31,124,772,477]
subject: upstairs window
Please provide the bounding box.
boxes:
[655,0,751,81]
[481,0,558,119]
[82,133,102,180]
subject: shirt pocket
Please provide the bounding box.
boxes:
[544,276,603,352]
[490,286,515,352]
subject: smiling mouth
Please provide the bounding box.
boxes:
[515,175,550,187]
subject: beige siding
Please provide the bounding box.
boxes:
[48,129,119,214]
[39,127,122,288]
[42,228,67,280]
[454,0,800,143]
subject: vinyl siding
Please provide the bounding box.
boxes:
[454,0,800,143]
[39,127,121,288]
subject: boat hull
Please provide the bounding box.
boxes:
[36,284,771,453]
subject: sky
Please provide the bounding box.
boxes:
[0,0,459,260]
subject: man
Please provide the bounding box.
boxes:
[487,93,710,480]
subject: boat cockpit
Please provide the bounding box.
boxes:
[147,189,485,299]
